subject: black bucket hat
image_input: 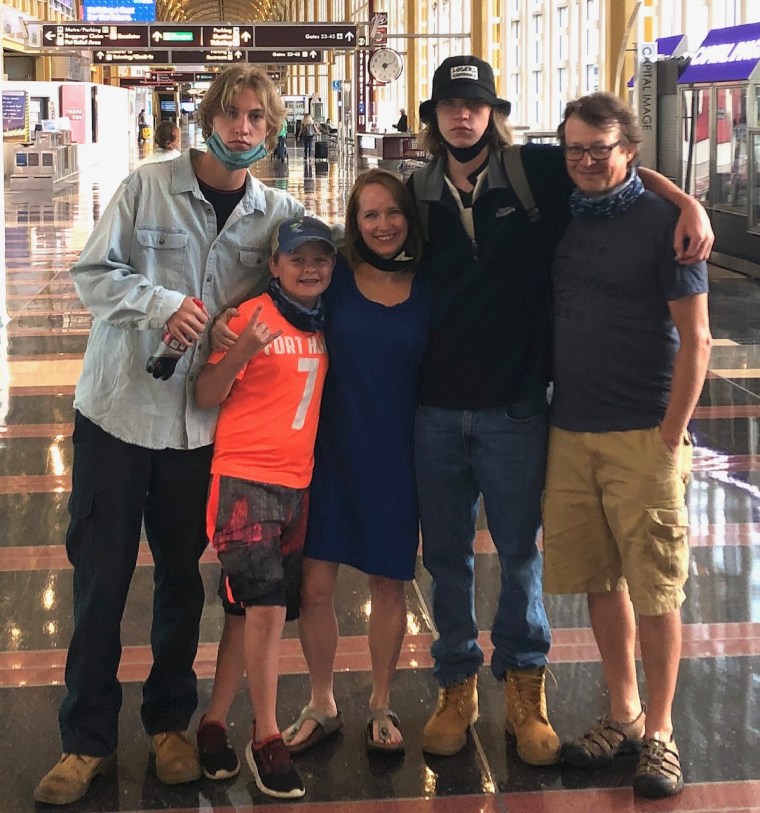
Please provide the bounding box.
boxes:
[419,55,512,124]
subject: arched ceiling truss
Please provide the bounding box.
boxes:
[156,0,288,23]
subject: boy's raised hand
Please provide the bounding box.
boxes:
[238,304,282,358]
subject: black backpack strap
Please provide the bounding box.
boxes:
[502,145,541,223]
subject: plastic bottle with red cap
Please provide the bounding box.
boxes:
[146,297,205,381]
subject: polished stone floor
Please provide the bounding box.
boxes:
[1,133,758,813]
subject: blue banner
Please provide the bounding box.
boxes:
[679,22,760,84]
[83,0,156,23]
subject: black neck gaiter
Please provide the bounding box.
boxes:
[443,123,493,163]
[354,235,416,273]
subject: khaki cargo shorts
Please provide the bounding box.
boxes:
[542,425,692,616]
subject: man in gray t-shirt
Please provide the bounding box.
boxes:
[541,93,711,801]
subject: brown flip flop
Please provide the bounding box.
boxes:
[283,706,343,755]
[366,708,404,755]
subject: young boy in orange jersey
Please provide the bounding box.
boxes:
[194,216,336,799]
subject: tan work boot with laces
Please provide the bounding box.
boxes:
[504,666,561,765]
[422,674,478,756]
[150,730,202,784]
[34,752,116,805]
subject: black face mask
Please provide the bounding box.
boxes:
[353,235,416,273]
[443,121,494,163]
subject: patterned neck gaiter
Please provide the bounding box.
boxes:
[570,167,645,219]
[268,278,325,333]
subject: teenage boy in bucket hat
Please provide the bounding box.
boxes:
[407,54,714,765]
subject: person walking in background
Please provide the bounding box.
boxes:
[406,55,714,767]
[33,64,303,807]
[195,216,336,799]
[137,108,147,144]
[543,92,711,799]
[298,113,320,160]
[275,118,288,160]
[137,121,181,166]
[394,108,409,132]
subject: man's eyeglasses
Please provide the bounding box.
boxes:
[564,141,621,161]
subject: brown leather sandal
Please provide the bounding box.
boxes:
[562,707,645,768]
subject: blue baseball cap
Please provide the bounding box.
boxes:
[271,216,337,255]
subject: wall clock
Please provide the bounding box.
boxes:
[368,48,403,83]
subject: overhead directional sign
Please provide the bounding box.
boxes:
[94,49,169,63]
[247,49,323,64]
[150,24,202,47]
[202,25,253,48]
[40,22,358,52]
[170,49,246,64]
[119,71,213,86]
[42,23,150,48]
[253,24,357,49]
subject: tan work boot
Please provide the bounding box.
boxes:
[422,674,478,756]
[33,752,116,805]
[504,666,560,766]
[150,731,202,784]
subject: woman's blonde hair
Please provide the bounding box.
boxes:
[198,65,285,151]
[343,169,424,271]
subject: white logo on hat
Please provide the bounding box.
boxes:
[450,65,479,81]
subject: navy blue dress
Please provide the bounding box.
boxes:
[304,255,431,580]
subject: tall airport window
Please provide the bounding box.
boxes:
[532,69,542,126]
[510,20,520,66]
[511,73,520,121]
[585,24,598,58]
[557,66,566,93]
[711,0,740,28]
[585,63,598,92]
[533,13,543,63]
[715,86,748,211]
[557,30,568,61]
[586,0,598,22]
[680,87,711,204]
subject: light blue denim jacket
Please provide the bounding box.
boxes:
[72,148,304,450]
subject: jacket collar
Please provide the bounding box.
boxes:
[169,148,268,215]
[415,148,513,203]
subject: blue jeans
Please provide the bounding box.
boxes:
[415,402,551,686]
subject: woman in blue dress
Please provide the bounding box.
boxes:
[284,170,430,755]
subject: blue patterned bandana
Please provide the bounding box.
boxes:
[570,167,645,219]
[268,278,325,333]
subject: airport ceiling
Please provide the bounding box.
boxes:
[157,0,288,23]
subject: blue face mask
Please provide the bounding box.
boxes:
[206,131,268,171]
